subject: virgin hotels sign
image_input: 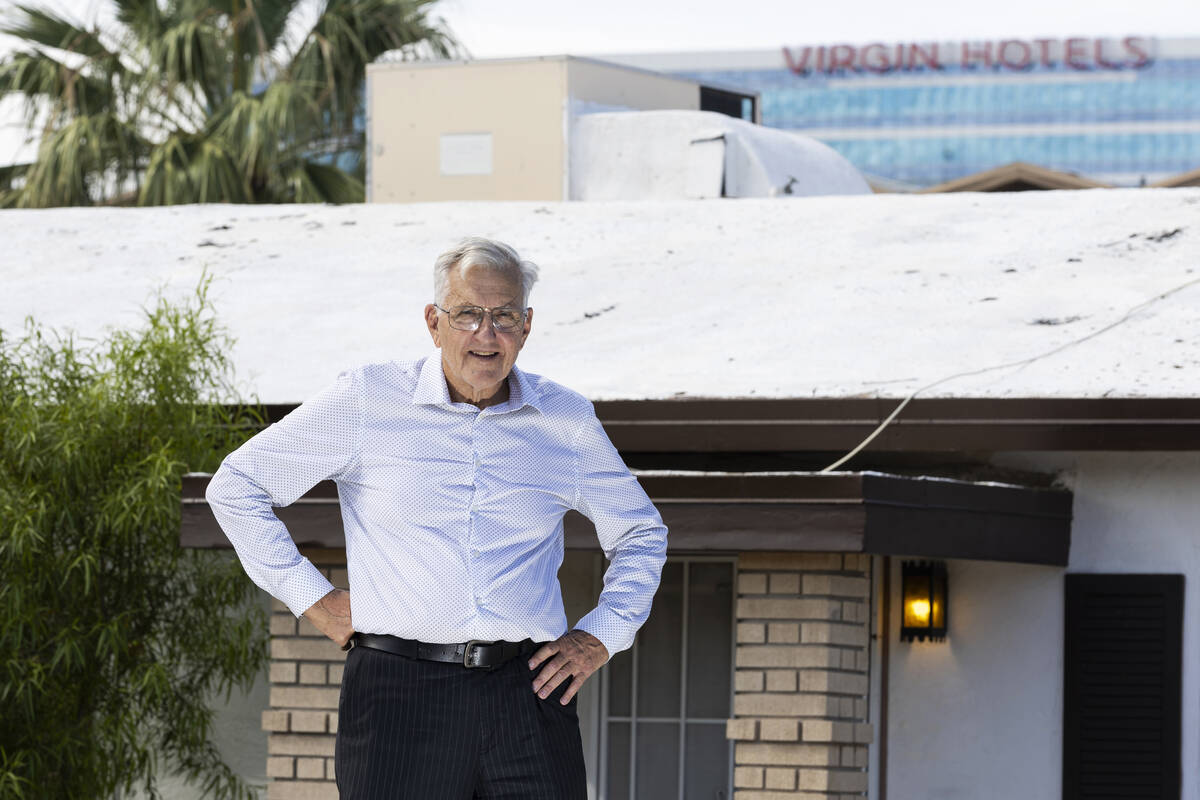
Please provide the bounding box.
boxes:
[782,37,1154,74]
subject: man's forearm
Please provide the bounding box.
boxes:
[205,460,336,616]
[574,524,668,657]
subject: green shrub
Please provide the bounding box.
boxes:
[1,270,269,799]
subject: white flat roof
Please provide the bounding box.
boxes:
[4,188,1199,404]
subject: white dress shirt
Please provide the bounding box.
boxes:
[205,352,668,656]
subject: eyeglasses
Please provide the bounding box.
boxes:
[435,303,528,333]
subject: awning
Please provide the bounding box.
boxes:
[181,469,1071,566]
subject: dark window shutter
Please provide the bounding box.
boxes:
[1064,574,1183,800]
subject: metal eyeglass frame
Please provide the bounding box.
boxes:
[434,303,529,333]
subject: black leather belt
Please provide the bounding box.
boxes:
[347,632,537,670]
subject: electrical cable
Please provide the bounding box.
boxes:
[820,272,1200,473]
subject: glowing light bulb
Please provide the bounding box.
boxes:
[909,599,931,623]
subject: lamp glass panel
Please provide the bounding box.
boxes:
[931,570,947,630]
[902,573,932,629]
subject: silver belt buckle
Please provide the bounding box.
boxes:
[463,639,491,668]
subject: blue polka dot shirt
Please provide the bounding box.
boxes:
[205,351,669,656]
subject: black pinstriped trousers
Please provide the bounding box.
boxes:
[334,642,588,799]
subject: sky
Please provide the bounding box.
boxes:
[430,0,1200,57]
[2,0,1198,59]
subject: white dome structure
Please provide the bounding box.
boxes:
[569,109,872,200]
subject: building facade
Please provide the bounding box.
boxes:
[603,37,1200,188]
[9,193,1196,800]
[365,56,757,203]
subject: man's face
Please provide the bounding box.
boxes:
[423,266,533,404]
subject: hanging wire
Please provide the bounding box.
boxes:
[820,273,1200,472]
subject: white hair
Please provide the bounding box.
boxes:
[433,236,540,307]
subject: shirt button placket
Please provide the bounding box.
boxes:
[469,415,480,607]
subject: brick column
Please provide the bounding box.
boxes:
[261,548,348,800]
[726,553,873,800]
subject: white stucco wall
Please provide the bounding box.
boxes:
[884,451,1200,800]
[885,557,1064,800]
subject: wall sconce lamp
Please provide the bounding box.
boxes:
[901,560,948,642]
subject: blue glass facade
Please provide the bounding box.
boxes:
[660,39,1200,187]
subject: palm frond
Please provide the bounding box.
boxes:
[188,137,253,203]
[15,112,143,207]
[110,0,166,42]
[199,0,305,78]
[2,0,455,207]
[0,4,115,59]
[241,0,304,60]
[281,158,363,203]
[210,78,326,177]
[153,10,227,108]
[289,0,457,130]
[0,50,116,118]
[139,132,251,205]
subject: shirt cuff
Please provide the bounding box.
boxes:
[278,560,338,619]
[573,605,635,658]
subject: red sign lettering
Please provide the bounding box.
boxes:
[780,37,1155,75]
[961,41,994,69]
[998,40,1032,70]
[829,44,856,71]
[861,43,891,73]
[1124,36,1151,67]
[1034,38,1055,68]
[909,43,940,70]
[1065,38,1090,69]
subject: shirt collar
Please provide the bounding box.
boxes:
[506,363,542,414]
[412,351,542,414]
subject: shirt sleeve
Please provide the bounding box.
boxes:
[569,401,668,656]
[205,368,363,618]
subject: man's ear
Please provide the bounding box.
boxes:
[424,304,442,347]
[519,307,533,348]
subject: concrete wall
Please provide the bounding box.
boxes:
[884,557,1063,800]
[884,451,1200,800]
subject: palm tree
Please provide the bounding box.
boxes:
[0,0,458,207]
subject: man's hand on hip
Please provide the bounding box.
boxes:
[528,629,609,705]
[303,588,354,649]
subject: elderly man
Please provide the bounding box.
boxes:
[206,237,668,798]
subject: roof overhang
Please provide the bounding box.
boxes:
[182,470,1072,566]
[241,396,1200,453]
[593,397,1200,453]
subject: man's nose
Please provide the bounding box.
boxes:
[472,314,500,340]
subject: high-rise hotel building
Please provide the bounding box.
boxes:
[604,37,1200,188]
